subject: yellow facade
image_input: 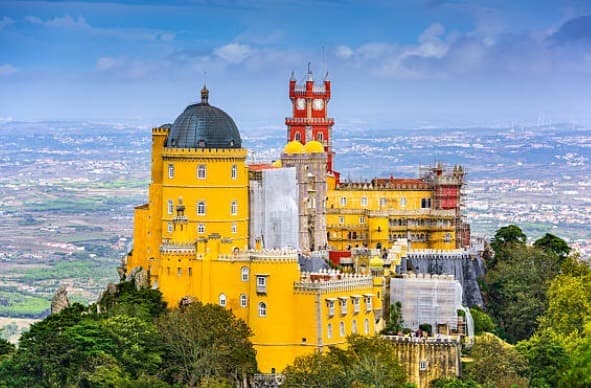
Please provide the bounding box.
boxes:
[326,181,458,251]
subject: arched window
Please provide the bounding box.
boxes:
[294,132,301,141]
[219,294,226,307]
[231,164,237,179]
[327,323,333,339]
[231,200,238,215]
[364,318,370,334]
[197,201,206,215]
[258,302,267,317]
[339,321,345,337]
[317,132,324,141]
[352,320,358,334]
[167,200,173,215]
[241,266,249,281]
[240,294,247,308]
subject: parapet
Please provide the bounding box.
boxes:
[294,269,373,294]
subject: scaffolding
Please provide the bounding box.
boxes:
[390,273,474,339]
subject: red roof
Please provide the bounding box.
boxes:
[248,163,278,171]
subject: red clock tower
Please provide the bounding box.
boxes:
[285,65,336,172]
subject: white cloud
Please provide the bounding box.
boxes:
[0,16,14,30]
[96,57,120,71]
[335,45,354,59]
[214,43,252,64]
[25,14,89,29]
[0,64,17,76]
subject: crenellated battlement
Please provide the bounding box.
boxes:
[152,127,170,135]
[162,147,248,159]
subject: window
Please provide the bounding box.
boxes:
[231,200,238,215]
[352,297,361,313]
[168,164,174,179]
[197,165,206,179]
[421,198,432,209]
[188,267,192,277]
[167,222,173,233]
[167,200,173,215]
[317,132,324,141]
[241,266,249,281]
[231,164,237,179]
[327,323,333,339]
[177,267,182,276]
[256,275,267,294]
[340,197,347,206]
[400,197,407,208]
[240,294,247,308]
[379,198,387,208]
[361,197,368,206]
[232,223,237,234]
[219,294,226,307]
[364,318,370,334]
[444,232,451,243]
[258,302,267,317]
[339,321,345,337]
[295,132,301,141]
[198,224,205,234]
[419,360,428,371]
[359,216,365,224]
[339,298,347,315]
[365,296,373,312]
[327,300,335,317]
[352,320,358,334]
[339,216,345,225]
[197,201,206,215]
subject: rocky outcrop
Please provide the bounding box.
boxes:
[127,266,150,289]
[51,285,70,315]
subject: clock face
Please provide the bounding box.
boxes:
[296,98,305,110]
[313,99,324,110]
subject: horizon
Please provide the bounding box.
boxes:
[1,0,591,128]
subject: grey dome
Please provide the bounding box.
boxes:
[166,88,241,149]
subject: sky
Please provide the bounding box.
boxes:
[1,0,591,130]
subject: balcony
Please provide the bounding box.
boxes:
[285,117,335,126]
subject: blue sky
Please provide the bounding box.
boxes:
[1,0,591,130]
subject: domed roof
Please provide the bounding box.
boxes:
[304,140,325,153]
[166,86,241,149]
[283,140,305,154]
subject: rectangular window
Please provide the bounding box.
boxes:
[198,224,205,234]
[327,300,335,317]
[167,222,173,233]
[240,294,247,308]
[231,164,237,179]
[361,197,368,206]
[352,297,360,313]
[419,360,428,371]
[400,197,407,208]
[365,296,373,312]
[256,275,268,294]
[340,197,347,206]
[168,164,174,179]
[232,223,237,234]
[339,298,347,315]
[177,267,182,276]
[359,216,365,224]
[197,165,206,179]
[167,200,174,215]
[188,267,192,277]
[379,198,387,208]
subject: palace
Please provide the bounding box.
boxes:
[125,68,471,373]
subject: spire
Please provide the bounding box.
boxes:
[306,62,313,81]
[201,84,209,104]
[290,70,296,81]
[324,71,329,81]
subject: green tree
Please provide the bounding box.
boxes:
[283,335,407,388]
[560,322,591,388]
[490,225,526,258]
[516,332,568,387]
[469,307,495,334]
[431,378,480,388]
[533,233,571,262]
[157,301,256,386]
[383,302,404,334]
[464,334,528,388]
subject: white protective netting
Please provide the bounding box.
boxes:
[390,273,474,338]
[249,167,299,250]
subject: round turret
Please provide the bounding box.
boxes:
[166,86,242,149]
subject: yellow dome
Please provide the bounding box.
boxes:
[369,255,384,268]
[283,140,304,154]
[304,140,325,153]
[271,159,282,167]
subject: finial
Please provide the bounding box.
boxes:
[290,70,296,81]
[324,71,329,81]
[306,62,313,81]
[201,83,209,104]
